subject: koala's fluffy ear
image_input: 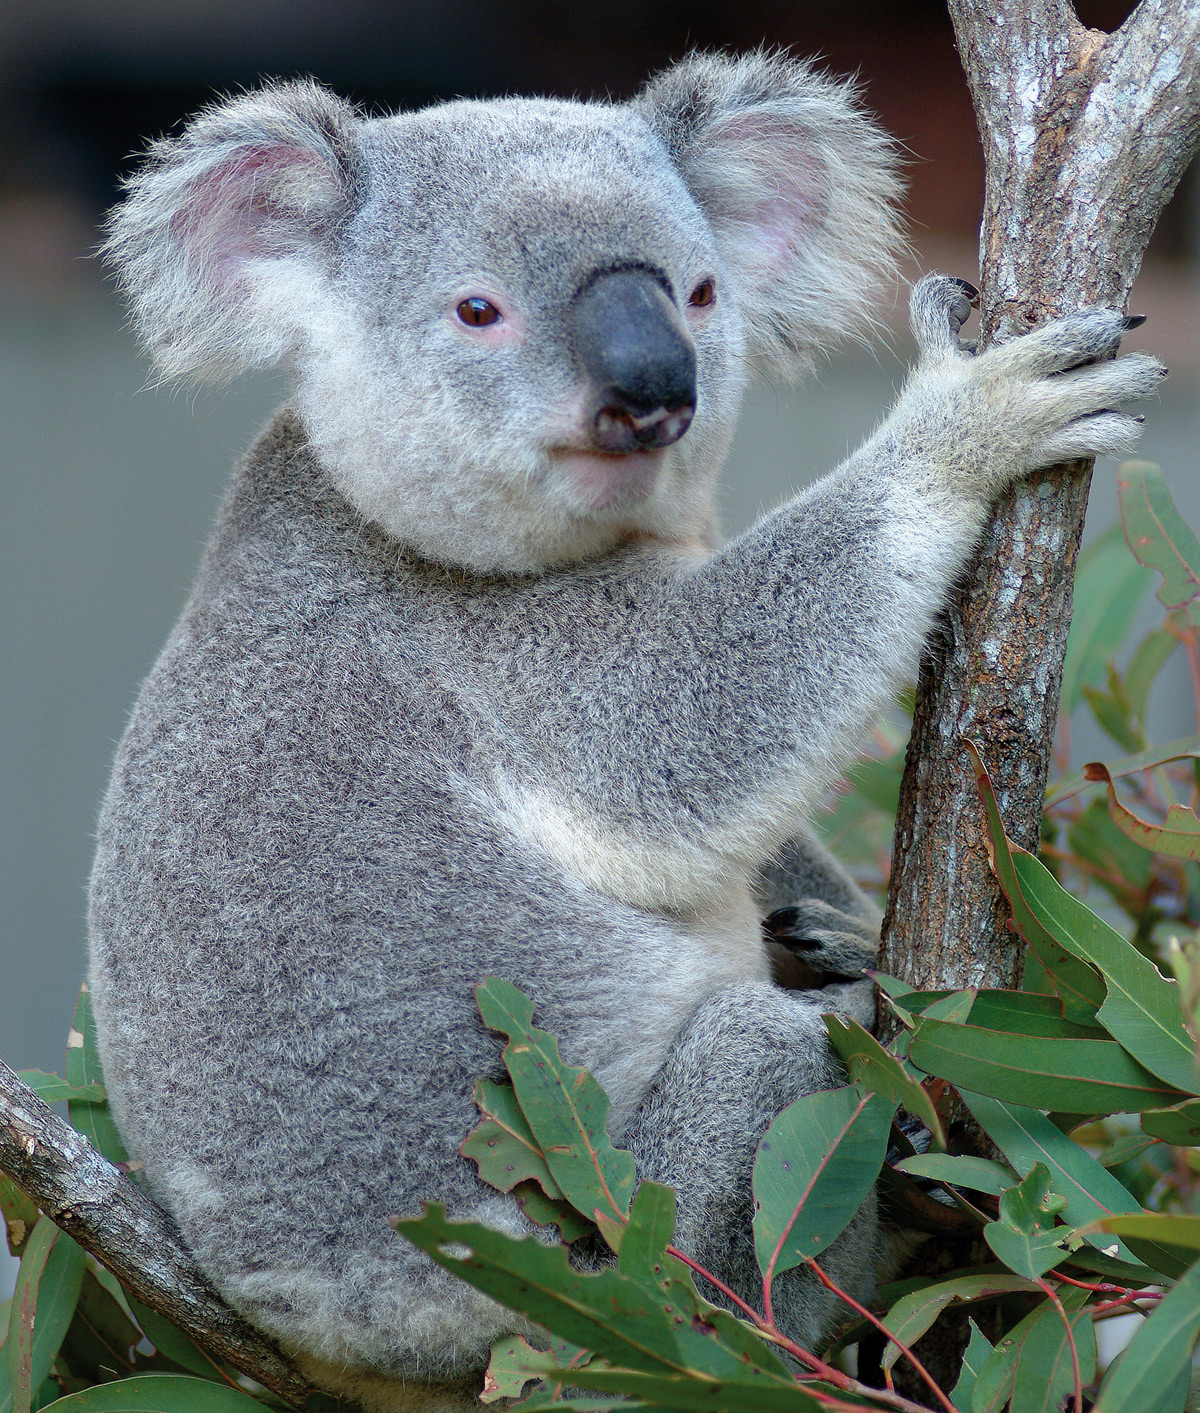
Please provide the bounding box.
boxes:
[637,52,904,376]
[103,81,364,383]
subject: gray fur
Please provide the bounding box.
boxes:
[92,53,1162,1411]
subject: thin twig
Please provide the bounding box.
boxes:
[806,1257,957,1413]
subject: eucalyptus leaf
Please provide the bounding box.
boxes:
[1094,1255,1200,1412]
[64,989,127,1165]
[909,1017,1183,1113]
[36,1376,267,1413]
[823,1015,945,1147]
[877,1273,1039,1371]
[982,1166,1066,1280]
[395,1204,792,1387]
[6,1220,86,1413]
[751,1085,893,1282]
[475,978,635,1222]
[949,1319,993,1413]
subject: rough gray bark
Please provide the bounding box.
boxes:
[0,1060,314,1409]
[881,0,1200,996]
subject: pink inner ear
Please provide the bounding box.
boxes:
[172,143,333,287]
[707,111,829,273]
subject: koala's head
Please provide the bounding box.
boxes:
[105,53,902,574]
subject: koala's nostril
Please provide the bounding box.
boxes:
[594,400,695,454]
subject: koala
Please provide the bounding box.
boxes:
[90,51,1163,1413]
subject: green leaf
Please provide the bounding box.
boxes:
[475,978,635,1222]
[0,1182,38,1259]
[921,990,976,1024]
[123,1300,231,1384]
[1096,1132,1157,1167]
[394,1204,792,1388]
[909,1017,1184,1113]
[1125,626,1181,727]
[64,988,128,1165]
[512,1183,595,1243]
[1082,671,1145,754]
[1143,1099,1200,1145]
[1094,1255,1200,1411]
[894,1154,1016,1197]
[1005,847,1198,1093]
[971,1288,1089,1413]
[1087,1212,1200,1252]
[36,1376,267,1413]
[877,1273,1039,1372]
[1009,1293,1095,1413]
[13,1075,105,1108]
[616,1183,683,1291]
[481,1335,590,1405]
[1047,733,1200,806]
[54,1268,141,1385]
[461,1080,566,1200]
[1061,520,1153,713]
[967,743,1106,1024]
[982,1166,1067,1279]
[751,1085,893,1282]
[558,1365,831,1412]
[964,991,1107,1040]
[961,1093,1189,1277]
[7,1220,86,1413]
[823,1015,945,1148]
[1085,760,1200,861]
[950,1319,993,1413]
[1119,462,1200,621]
[1066,798,1154,901]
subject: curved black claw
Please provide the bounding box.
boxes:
[948,276,980,307]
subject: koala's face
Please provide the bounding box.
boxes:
[302,101,747,571]
[105,55,903,573]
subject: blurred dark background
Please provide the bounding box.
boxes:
[2,0,1197,1098]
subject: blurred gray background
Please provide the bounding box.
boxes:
[2,1,1197,1102]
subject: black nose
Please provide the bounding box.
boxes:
[569,268,697,454]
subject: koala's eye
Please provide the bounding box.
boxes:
[688,279,716,309]
[457,297,502,327]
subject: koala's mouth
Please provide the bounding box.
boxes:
[550,446,667,513]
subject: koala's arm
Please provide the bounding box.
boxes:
[504,278,1163,905]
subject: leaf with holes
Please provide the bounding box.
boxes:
[475,978,635,1223]
[983,1166,1067,1280]
[64,987,127,1165]
[395,1203,793,1389]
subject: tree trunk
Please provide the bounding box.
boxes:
[881,0,1200,997]
[877,0,1200,1394]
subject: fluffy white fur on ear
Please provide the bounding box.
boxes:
[103,80,364,384]
[637,51,905,377]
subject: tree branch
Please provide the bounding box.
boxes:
[0,1060,315,1409]
[880,0,1200,998]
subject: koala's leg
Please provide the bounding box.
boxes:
[755,827,879,1024]
[618,981,881,1352]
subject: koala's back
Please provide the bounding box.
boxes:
[88,411,766,1378]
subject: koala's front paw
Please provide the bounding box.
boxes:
[906,272,1167,491]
